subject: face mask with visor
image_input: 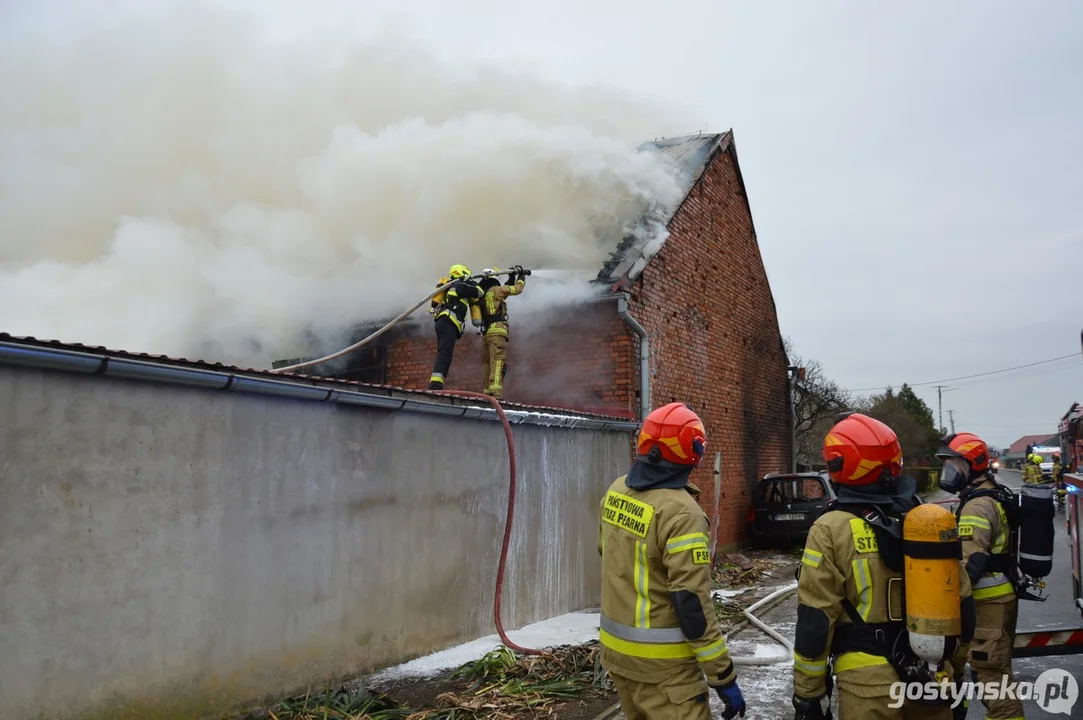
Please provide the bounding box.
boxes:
[937,456,973,494]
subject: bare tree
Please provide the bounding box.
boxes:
[784,337,852,469]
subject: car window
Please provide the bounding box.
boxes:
[797,479,826,501]
[759,477,828,503]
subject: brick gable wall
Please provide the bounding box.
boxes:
[624,144,792,551]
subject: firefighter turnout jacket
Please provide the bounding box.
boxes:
[793,506,974,701]
[957,478,1015,603]
[432,279,483,336]
[597,475,737,689]
[481,273,526,337]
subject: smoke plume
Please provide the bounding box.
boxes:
[0,2,689,367]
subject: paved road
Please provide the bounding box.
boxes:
[932,469,1083,719]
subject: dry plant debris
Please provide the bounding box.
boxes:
[234,642,611,720]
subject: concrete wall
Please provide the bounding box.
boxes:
[0,364,631,720]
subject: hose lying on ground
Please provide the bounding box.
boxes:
[270,270,519,374]
[730,581,797,665]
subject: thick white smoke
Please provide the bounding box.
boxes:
[0,2,689,367]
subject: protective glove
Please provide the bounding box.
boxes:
[521,267,532,276]
[715,680,746,719]
[792,693,829,720]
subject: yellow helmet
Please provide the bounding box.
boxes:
[1033,454,1043,464]
[449,264,471,279]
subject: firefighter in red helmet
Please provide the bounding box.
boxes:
[937,432,1023,720]
[598,402,745,720]
[792,413,974,720]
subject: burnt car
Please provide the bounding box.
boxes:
[747,471,836,547]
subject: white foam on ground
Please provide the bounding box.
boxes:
[752,643,790,661]
[370,611,601,681]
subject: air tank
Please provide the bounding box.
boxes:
[903,503,962,668]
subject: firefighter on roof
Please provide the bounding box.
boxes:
[477,266,529,400]
[427,264,483,391]
[792,412,975,720]
[597,402,746,720]
[937,432,1024,720]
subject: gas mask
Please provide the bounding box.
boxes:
[937,456,974,495]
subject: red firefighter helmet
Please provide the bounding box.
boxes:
[637,402,706,466]
[936,432,990,472]
[822,413,903,485]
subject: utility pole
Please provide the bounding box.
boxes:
[935,385,956,433]
[948,409,957,434]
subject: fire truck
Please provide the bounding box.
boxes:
[1010,337,1083,659]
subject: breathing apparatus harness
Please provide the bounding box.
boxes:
[792,474,954,706]
[822,496,954,702]
[477,265,529,335]
[955,478,1048,602]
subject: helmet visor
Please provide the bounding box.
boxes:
[938,457,971,494]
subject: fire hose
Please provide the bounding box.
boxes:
[270,270,799,662]
[452,388,546,656]
[269,269,545,655]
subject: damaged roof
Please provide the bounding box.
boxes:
[597,130,749,287]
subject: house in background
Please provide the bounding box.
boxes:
[282,131,793,550]
[1003,432,1060,469]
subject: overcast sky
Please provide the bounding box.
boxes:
[326,0,1081,449]
[5,0,1081,449]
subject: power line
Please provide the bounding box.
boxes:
[846,352,1081,393]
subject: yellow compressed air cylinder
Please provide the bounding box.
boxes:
[903,503,962,667]
[470,300,483,327]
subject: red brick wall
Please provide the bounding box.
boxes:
[626,143,792,551]
[384,303,637,418]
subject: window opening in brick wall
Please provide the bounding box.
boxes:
[337,345,387,384]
